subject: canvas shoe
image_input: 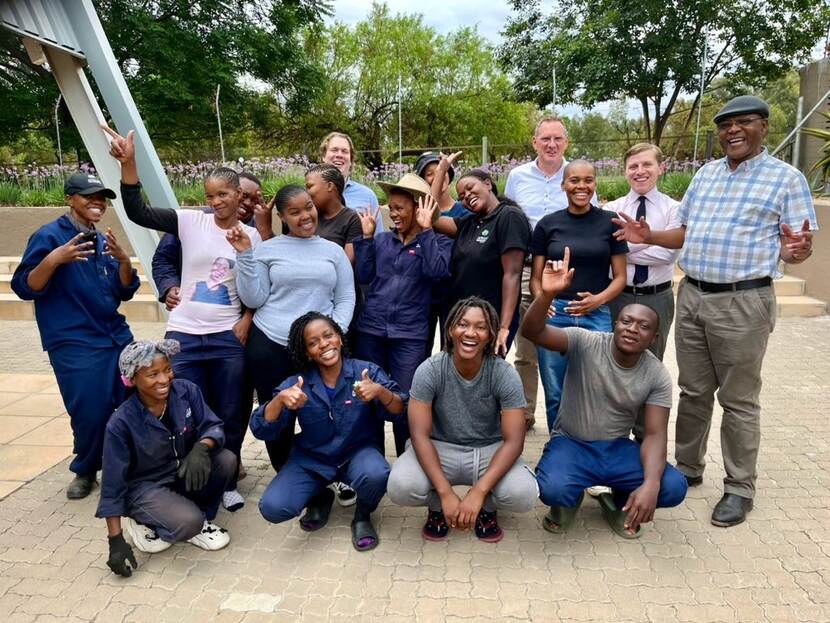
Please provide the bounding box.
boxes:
[124,517,172,554]
[187,521,230,551]
[222,489,245,512]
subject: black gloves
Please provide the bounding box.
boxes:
[177,441,212,492]
[107,533,137,577]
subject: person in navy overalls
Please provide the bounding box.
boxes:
[97,339,237,577]
[250,311,406,551]
[11,173,140,500]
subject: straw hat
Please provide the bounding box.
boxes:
[376,173,432,200]
[377,173,439,223]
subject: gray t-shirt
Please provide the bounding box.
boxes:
[555,328,673,441]
[410,352,526,447]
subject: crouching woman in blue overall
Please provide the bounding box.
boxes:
[251,312,406,551]
[11,173,140,500]
[97,339,236,577]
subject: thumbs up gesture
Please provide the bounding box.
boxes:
[278,376,308,410]
[353,368,382,403]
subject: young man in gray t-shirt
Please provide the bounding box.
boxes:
[387,297,538,543]
[521,249,687,538]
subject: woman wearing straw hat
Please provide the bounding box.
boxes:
[353,173,452,455]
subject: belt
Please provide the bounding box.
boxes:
[686,276,771,293]
[623,281,672,296]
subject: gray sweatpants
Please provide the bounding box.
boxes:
[387,439,538,513]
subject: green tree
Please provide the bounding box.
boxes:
[0,1,331,160]
[499,0,829,147]
[297,2,534,169]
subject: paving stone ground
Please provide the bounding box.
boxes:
[0,317,829,622]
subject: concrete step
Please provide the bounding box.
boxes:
[0,274,154,295]
[777,296,828,318]
[0,256,146,275]
[0,293,162,322]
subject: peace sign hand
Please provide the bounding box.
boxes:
[225,224,252,252]
[357,208,377,239]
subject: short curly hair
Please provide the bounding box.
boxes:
[287,312,349,371]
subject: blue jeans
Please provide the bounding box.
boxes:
[536,300,612,431]
[536,436,688,509]
[166,330,246,487]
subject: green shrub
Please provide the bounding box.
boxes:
[22,189,51,206]
[659,173,692,199]
[597,177,630,202]
[0,183,23,205]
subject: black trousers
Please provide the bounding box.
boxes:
[245,324,297,471]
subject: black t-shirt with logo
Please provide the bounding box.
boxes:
[446,202,531,317]
[530,205,628,299]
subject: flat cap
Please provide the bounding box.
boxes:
[713,95,770,125]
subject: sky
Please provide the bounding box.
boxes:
[330,0,512,45]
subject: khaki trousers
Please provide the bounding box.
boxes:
[514,266,539,423]
[674,279,776,499]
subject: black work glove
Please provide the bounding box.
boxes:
[107,533,138,577]
[177,441,212,492]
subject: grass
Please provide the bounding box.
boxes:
[0,172,695,206]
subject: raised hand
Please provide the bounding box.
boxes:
[780,218,813,262]
[225,224,252,252]
[101,125,136,164]
[278,376,307,410]
[353,368,383,403]
[415,194,438,229]
[357,208,377,239]
[103,228,129,263]
[50,232,95,265]
[438,150,463,171]
[541,246,574,297]
[612,212,651,244]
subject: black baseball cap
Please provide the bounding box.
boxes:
[64,172,117,199]
[414,152,455,182]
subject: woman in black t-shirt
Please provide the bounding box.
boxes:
[305,164,362,264]
[434,169,531,357]
[529,160,628,432]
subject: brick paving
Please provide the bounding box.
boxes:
[0,317,829,622]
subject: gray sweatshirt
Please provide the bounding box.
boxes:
[236,235,355,345]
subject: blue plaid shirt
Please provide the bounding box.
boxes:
[678,149,818,282]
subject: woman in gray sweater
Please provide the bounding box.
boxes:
[227,184,356,471]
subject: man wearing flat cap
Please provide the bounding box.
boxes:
[614,95,818,527]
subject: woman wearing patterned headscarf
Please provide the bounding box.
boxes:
[96,339,236,577]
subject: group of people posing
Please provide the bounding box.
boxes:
[11,95,817,578]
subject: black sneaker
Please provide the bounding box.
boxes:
[474,509,504,543]
[66,473,96,499]
[421,510,449,541]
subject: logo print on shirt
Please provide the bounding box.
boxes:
[475,228,490,244]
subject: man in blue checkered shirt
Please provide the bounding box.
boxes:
[613,95,818,528]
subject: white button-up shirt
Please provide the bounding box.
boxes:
[504,159,570,229]
[604,188,681,287]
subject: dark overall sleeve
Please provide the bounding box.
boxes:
[151,233,183,301]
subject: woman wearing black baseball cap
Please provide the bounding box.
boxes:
[11,172,140,500]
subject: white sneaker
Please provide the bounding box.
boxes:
[333,482,357,507]
[187,521,230,551]
[586,486,612,497]
[222,489,245,512]
[124,517,172,554]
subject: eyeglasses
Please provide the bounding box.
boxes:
[716,116,765,132]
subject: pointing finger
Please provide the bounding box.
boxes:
[361,369,370,382]
[296,376,304,388]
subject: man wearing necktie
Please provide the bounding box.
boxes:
[606,144,680,378]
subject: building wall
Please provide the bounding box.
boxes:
[799,58,830,184]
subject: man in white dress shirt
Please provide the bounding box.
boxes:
[504,117,571,429]
[605,143,680,441]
